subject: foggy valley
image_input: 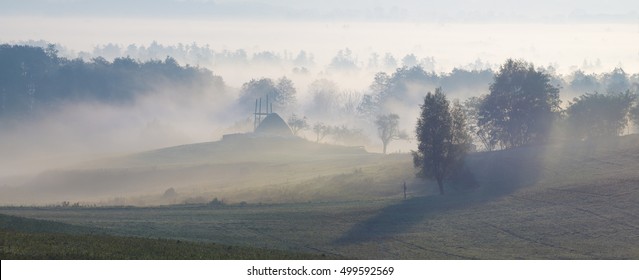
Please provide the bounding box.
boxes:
[1,0,639,261]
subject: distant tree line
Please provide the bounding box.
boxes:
[357,66,494,120]
[0,44,225,119]
[286,115,370,147]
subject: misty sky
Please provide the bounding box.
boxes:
[1,0,638,22]
[1,0,638,96]
[1,1,638,75]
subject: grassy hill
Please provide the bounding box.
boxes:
[1,135,638,259]
[0,136,400,205]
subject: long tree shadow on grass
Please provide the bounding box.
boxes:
[334,145,547,245]
[334,194,477,245]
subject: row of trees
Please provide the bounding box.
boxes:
[465,59,638,151]
[566,92,637,139]
[89,42,435,73]
[88,41,639,95]
[412,59,639,195]
[0,44,225,119]
[287,114,370,146]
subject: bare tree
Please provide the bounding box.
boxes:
[375,113,407,154]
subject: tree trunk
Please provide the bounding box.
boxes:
[382,140,388,154]
[437,177,444,195]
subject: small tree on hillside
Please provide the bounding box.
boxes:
[375,113,408,154]
[413,88,472,195]
[312,122,331,143]
[275,76,297,111]
[287,114,309,136]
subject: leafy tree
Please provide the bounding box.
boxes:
[463,96,494,151]
[275,76,297,112]
[450,99,472,151]
[413,88,471,195]
[360,66,437,120]
[566,91,636,140]
[375,113,407,154]
[384,66,438,103]
[357,73,388,119]
[440,68,494,94]
[568,70,601,93]
[603,68,630,94]
[478,59,561,149]
[356,94,378,120]
[287,114,309,136]
[239,78,279,112]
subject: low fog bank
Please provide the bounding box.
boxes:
[0,91,236,178]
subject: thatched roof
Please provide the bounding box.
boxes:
[254,113,293,136]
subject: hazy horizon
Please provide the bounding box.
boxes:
[2,19,638,76]
[1,0,638,77]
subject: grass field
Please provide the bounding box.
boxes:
[0,214,333,259]
[1,135,638,259]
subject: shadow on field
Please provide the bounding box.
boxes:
[334,145,547,245]
[334,195,472,244]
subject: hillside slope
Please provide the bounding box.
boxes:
[0,136,399,205]
[1,135,638,259]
